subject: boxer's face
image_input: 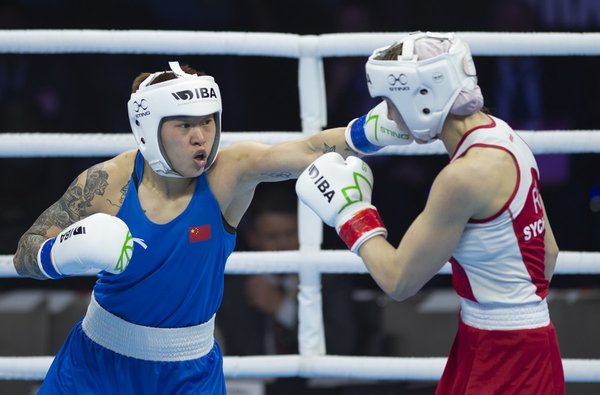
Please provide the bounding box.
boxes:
[384,98,404,127]
[160,114,217,177]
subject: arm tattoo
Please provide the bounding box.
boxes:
[322,142,336,153]
[324,141,355,154]
[13,164,110,279]
[261,171,293,179]
[323,143,357,155]
[108,183,128,208]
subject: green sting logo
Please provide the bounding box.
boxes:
[365,108,411,142]
[365,110,382,141]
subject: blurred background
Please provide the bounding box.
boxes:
[0,0,599,394]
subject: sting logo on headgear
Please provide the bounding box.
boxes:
[133,99,150,119]
[133,99,148,112]
[387,74,408,86]
[387,73,409,92]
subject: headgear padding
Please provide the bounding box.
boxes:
[127,62,222,177]
[365,32,483,143]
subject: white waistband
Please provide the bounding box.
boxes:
[460,298,550,330]
[82,293,214,362]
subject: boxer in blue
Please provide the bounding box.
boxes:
[12,62,411,394]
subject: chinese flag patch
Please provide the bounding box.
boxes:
[189,225,211,243]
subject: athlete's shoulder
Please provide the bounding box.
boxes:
[79,150,136,214]
[93,150,135,179]
[433,161,478,201]
[209,141,270,182]
[110,149,137,170]
[431,158,496,217]
[218,141,269,162]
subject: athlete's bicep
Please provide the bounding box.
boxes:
[394,167,478,296]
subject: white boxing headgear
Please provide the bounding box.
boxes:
[127,62,222,177]
[365,32,483,143]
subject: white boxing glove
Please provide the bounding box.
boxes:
[296,152,387,253]
[345,100,413,154]
[37,213,142,279]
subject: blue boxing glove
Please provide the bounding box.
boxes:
[296,152,387,253]
[345,101,413,154]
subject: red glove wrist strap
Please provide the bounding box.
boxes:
[338,208,385,250]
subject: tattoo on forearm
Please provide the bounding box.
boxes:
[262,171,292,179]
[13,234,47,279]
[322,143,336,153]
[13,164,110,279]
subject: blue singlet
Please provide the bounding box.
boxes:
[38,152,236,394]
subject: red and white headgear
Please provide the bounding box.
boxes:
[127,62,222,177]
[365,32,483,143]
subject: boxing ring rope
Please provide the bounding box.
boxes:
[1,355,599,383]
[0,30,599,382]
[1,30,600,56]
[1,130,600,157]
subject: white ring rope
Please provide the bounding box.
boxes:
[1,130,600,157]
[1,250,600,277]
[1,356,599,382]
[1,30,600,57]
[0,30,303,57]
[1,30,600,383]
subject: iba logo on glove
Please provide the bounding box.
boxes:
[307,164,335,203]
[59,225,86,243]
[307,161,372,210]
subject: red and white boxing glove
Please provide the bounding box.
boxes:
[345,100,413,155]
[36,213,143,279]
[296,152,387,253]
